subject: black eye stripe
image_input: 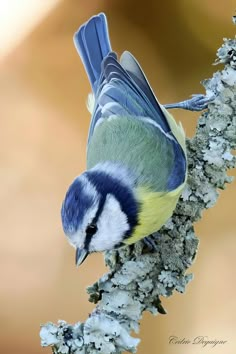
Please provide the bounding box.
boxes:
[86,171,138,238]
[84,195,106,250]
[93,194,106,224]
[86,224,97,236]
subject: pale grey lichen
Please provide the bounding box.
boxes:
[40,19,236,354]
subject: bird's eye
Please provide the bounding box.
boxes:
[86,224,97,236]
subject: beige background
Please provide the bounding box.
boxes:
[0,1,236,353]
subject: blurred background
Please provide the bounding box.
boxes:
[1,0,236,353]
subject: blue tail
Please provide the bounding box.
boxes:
[74,13,112,93]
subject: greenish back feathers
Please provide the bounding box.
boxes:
[87,115,184,192]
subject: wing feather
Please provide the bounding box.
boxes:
[74,14,187,191]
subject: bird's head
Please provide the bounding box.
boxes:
[61,165,139,266]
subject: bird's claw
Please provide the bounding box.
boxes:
[164,94,215,112]
[143,233,161,252]
[186,94,215,111]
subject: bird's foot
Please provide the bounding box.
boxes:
[143,232,161,252]
[164,94,215,112]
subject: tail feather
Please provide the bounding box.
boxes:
[74,13,111,92]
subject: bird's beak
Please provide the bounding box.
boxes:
[75,247,88,267]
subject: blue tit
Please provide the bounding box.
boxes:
[61,13,188,266]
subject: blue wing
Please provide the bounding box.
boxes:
[73,13,172,139]
[73,13,186,190]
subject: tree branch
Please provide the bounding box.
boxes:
[40,19,236,354]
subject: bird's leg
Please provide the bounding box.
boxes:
[164,94,215,112]
[143,232,161,252]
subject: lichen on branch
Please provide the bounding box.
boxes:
[40,20,236,354]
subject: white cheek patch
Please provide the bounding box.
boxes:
[89,194,130,252]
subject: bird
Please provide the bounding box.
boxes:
[61,13,211,266]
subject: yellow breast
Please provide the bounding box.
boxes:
[123,184,185,245]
